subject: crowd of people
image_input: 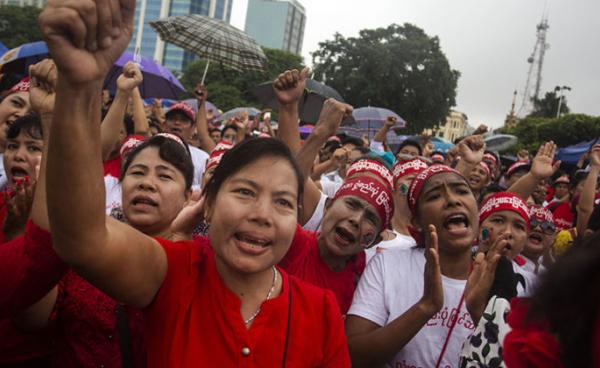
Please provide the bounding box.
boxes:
[0,0,599,367]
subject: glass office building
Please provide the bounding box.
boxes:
[245,0,305,55]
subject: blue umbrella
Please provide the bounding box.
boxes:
[0,42,8,56]
[0,41,49,75]
[556,137,599,165]
[430,137,455,153]
[103,52,185,99]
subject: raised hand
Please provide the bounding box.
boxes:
[273,67,310,106]
[38,0,136,86]
[588,144,600,168]
[314,98,353,138]
[3,178,37,240]
[29,59,58,116]
[194,84,208,104]
[384,116,397,128]
[457,135,485,165]
[116,61,143,92]
[464,233,506,324]
[517,149,530,162]
[420,225,443,315]
[332,147,349,168]
[530,141,560,180]
[169,191,205,241]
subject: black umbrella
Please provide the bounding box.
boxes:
[252,80,345,123]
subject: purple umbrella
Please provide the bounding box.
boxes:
[352,106,406,128]
[104,52,185,99]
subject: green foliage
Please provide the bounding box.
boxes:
[0,5,42,49]
[179,47,303,112]
[528,89,570,118]
[503,114,600,153]
[311,23,460,134]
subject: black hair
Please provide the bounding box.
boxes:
[341,136,364,148]
[7,113,43,141]
[203,138,304,210]
[221,125,239,137]
[208,127,221,135]
[531,231,600,368]
[322,140,341,152]
[572,170,588,190]
[395,139,423,156]
[120,134,194,190]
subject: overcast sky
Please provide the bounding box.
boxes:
[230,0,600,129]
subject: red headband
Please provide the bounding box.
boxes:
[156,133,186,149]
[478,161,491,177]
[119,135,146,157]
[392,158,428,187]
[206,140,234,170]
[8,77,30,94]
[346,159,394,189]
[506,161,530,178]
[479,192,530,228]
[528,204,554,225]
[483,153,497,166]
[334,176,394,230]
[407,164,463,216]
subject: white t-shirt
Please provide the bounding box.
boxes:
[365,230,416,264]
[517,257,546,297]
[319,170,344,198]
[349,248,475,368]
[189,145,209,191]
[104,175,122,215]
[303,191,328,231]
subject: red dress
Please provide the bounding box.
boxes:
[0,221,67,366]
[279,225,366,314]
[144,236,351,367]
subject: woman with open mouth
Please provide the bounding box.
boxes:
[0,77,31,190]
[34,5,351,365]
[466,161,491,203]
[346,164,503,368]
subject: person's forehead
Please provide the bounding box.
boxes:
[422,172,466,190]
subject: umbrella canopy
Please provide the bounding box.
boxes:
[430,137,455,153]
[0,42,8,56]
[0,41,49,75]
[216,107,261,123]
[253,80,345,110]
[556,137,600,165]
[352,106,406,128]
[104,52,185,99]
[150,15,267,73]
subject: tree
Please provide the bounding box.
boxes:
[528,89,571,118]
[501,114,600,153]
[0,6,42,49]
[311,23,460,134]
[179,47,304,111]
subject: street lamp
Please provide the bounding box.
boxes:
[555,85,572,118]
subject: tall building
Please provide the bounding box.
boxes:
[128,0,233,73]
[422,110,473,143]
[0,0,46,7]
[244,0,305,55]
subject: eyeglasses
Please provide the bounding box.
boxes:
[530,218,556,235]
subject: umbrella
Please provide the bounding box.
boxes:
[0,41,49,75]
[104,52,185,99]
[215,107,261,123]
[556,137,600,165]
[0,42,7,56]
[150,15,267,84]
[352,107,406,128]
[430,137,455,153]
[252,79,344,110]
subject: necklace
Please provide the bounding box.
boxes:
[244,266,278,325]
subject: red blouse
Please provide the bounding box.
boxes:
[279,225,365,314]
[103,155,122,179]
[144,236,351,367]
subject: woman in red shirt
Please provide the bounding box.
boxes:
[38,3,350,366]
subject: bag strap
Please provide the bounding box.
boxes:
[116,304,134,368]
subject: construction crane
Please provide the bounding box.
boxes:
[518,15,550,116]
